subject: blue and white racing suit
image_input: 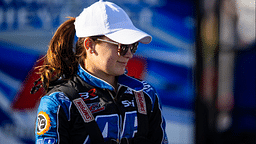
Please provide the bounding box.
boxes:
[35,65,168,144]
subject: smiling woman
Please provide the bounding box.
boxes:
[82,36,135,88]
[31,0,168,144]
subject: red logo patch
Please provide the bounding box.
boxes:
[135,91,147,115]
[73,98,94,123]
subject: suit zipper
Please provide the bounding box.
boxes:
[107,87,122,143]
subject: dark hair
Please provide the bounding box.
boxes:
[33,17,103,93]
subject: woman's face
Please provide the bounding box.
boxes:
[85,37,134,79]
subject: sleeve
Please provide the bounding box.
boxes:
[147,93,169,144]
[141,82,169,144]
[35,92,72,144]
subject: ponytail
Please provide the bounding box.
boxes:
[31,17,104,94]
[35,17,78,92]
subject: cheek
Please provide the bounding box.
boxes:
[105,57,116,67]
[99,50,117,64]
[95,45,119,68]
[96,54,115,69]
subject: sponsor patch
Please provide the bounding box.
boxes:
[124,88,133,95]
[122,99,135,107]
[79,88,98,101]
[73,98,94,123]
[135,91,147,115]
[37,138,55,144]
[87,102,105,114]
[142,81,154,93]
[37,111,51,135]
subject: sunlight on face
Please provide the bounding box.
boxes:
[85,37,134,79]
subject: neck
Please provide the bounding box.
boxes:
[96,74,118,91]
[106,76,118,91]
[83,63,118,91]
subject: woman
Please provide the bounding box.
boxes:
[34,0,168,144]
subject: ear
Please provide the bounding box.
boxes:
[84,38,92,50]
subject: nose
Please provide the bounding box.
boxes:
[123,48,133,59]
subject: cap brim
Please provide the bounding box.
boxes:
[105,28,152,45]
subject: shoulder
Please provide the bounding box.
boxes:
[37,92,72,127]
[135,79,159,105]
[38,80,74,115]
[39,92,72,112]
[47,76,81,100]
[141,80,157,94]
[36,92,72,138]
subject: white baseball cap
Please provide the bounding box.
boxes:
[74,0,152,44]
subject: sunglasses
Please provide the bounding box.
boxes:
[96,38,138,56]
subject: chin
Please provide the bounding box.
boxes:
[115,69,125,76]
[116,72,125,76]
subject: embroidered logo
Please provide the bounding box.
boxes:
[122,100,135,107]
[142,81,154,93]
[79,88,98,101]
[37,111,51,135]
[37,138,55,144]
[87,102,105,114]
[124,88,133,95]
[135,91,147,115]
[73,98,94,123]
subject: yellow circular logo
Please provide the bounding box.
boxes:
[37,111,51,135]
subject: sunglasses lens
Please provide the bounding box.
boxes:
[119,43,138,56]
[119,45,128,56]
[131,43,138,53]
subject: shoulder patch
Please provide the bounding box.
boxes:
[73,98,95,123]
[37,111,51,135]
[142,81,154,93]
[135,91,147,115]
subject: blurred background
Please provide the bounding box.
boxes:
[0,0,255,144]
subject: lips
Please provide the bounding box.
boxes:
[117,61,128,66]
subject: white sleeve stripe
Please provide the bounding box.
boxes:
[57,105,60,144]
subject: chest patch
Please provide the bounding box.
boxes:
[87,101,105,114]
[79,88,98,101]
[73,98,95,123]
[134,91,147,115]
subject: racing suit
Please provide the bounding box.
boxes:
[35,65,168,144]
